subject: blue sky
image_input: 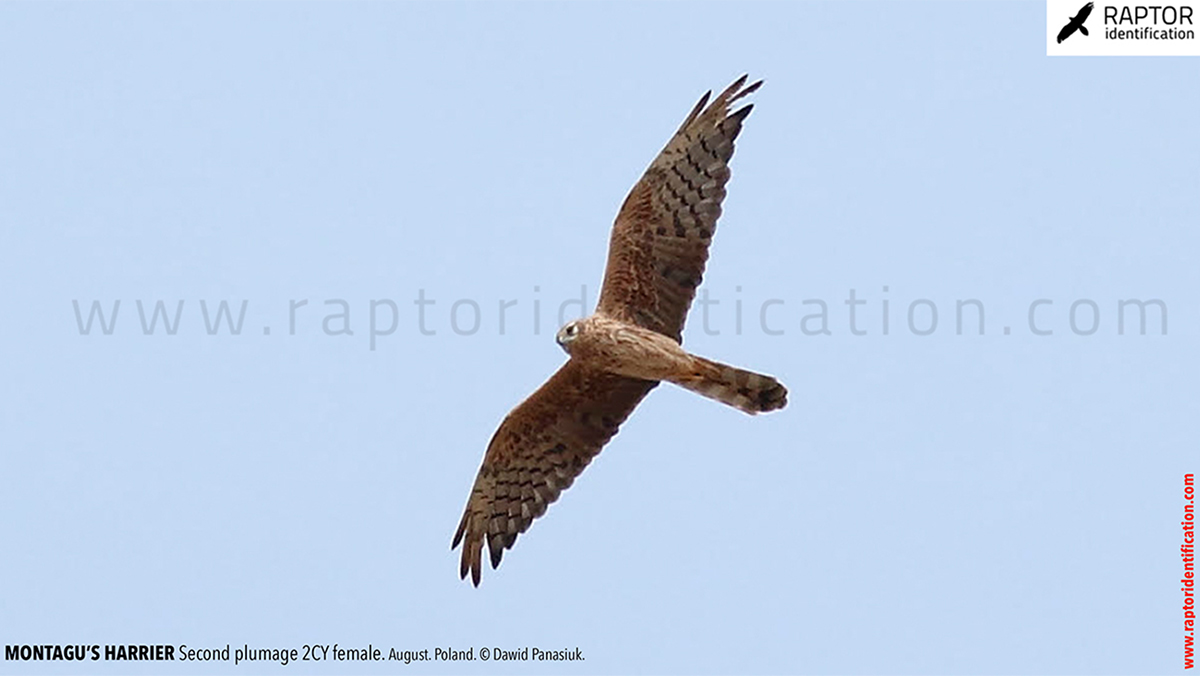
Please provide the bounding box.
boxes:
[1,2,1197,674]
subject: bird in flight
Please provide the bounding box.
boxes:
[1057,2,1094,43]
[451,75,786,586]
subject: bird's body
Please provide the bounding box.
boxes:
[557,315,695,382]
[557,315,787,414]
[451,75,785,585]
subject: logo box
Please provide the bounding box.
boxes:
[1047,0,1200,55]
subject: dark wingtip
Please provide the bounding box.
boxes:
[728,77,763,106]
[451,509,469,550]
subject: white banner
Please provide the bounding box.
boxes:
[1047,1,1200,55]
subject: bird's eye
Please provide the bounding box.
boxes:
[566,324,577,336]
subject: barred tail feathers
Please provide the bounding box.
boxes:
[671,355,787,415]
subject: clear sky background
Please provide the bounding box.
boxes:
[1,2,1197,674]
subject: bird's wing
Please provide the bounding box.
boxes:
[1078,2,1094,21]
[1057,22,1077,42]
[451,360,656,586]
[596,75,761,342]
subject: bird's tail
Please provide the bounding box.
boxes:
[670,355,788,415]
[1080,26,1089,36]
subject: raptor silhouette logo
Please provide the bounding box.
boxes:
[1057,2,1095,42]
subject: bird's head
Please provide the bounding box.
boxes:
[555,319,584,353]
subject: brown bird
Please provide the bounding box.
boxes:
[452,75,786,586]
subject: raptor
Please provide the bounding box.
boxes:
[452,76,786,586]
